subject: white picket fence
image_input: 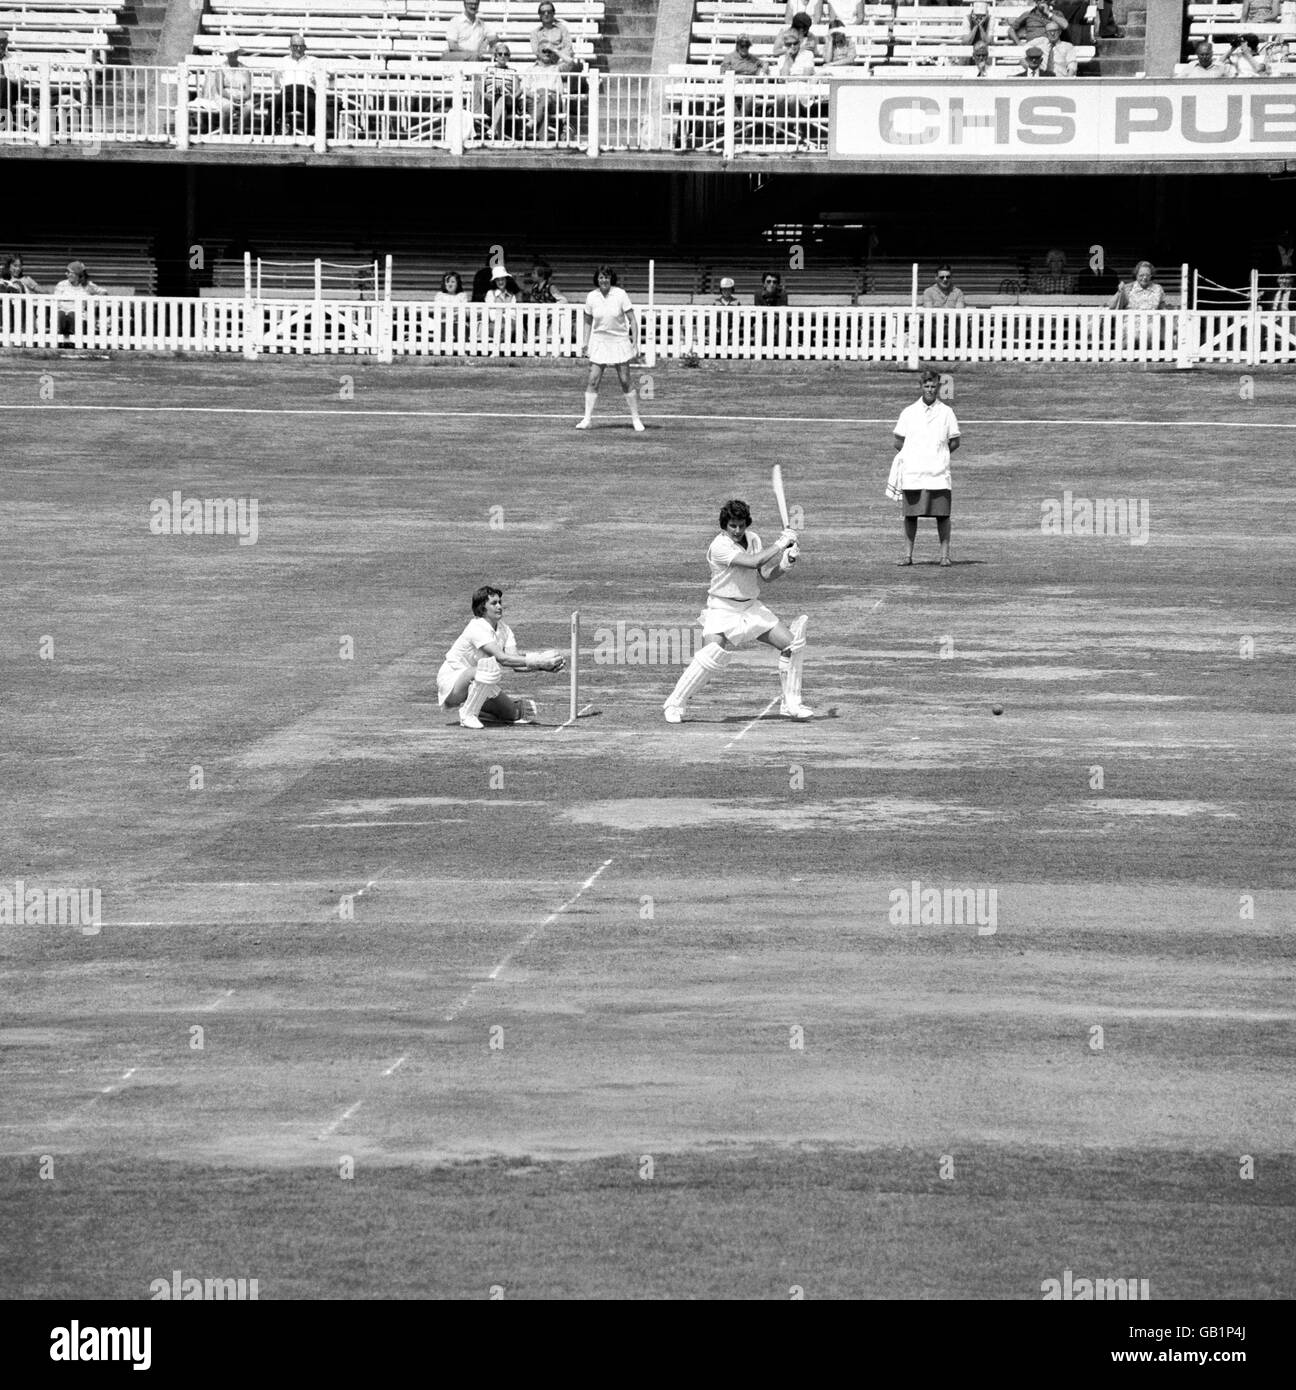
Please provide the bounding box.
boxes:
[3,297,1295,365]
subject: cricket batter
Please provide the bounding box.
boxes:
[663,500,810,723]
[439,585,565,729]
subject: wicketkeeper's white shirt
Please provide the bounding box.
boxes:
[444,617,517,684]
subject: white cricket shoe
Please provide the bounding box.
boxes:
[575,418,591,430]
[459,713,484,729]
[780,702,815,720]
[664,705,684,724]
[632,419,645,432]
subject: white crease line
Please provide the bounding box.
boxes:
[724,697,782,750]
[450,858,614,1014]
[203,989,236,1011]
[317,1099,363,1141]
[3,403,1296,430]
[382,1055,407,1077]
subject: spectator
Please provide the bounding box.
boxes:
[435,271,468,303]
[1054,0,1098,42]
[720,35,767,74]
[1040,19,1077,76]
[484,42,524,139]
[527,260,567,303]
[1032,248,1073,293]
[526,44,567,139]
[445,0,496,61]
[2,255,40,292]
[1014,46,1054,76]
[485,265,520,302]
[1227,34,1270,77]
[1,34,31,130]
[1010,2,1069,46]
[967,2,992,46]
[1272,273,1295,311]
[274,33,318,135]
[54,260,106,341]
[1278,229,1294,272]
[1110,261,1166,311]
[1176,41,1229,77]
[1240,0,1280,22]
[204,42,257,133]
[775,13,820,63]
[922,265,966,308]
[530,2,576,70]
[967,41,993,76]
[758,272,787,307]
[776,31,817,77]
[713,276,739,308]
[824,21,857,67]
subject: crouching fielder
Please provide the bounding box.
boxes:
[439,585,566,729]
[663,499,810,723]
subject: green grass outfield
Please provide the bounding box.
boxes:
[1,356,1293,1300]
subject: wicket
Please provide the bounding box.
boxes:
[556,610,595,731]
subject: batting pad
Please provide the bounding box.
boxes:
[460,678,501,722]
[665,642,730,709]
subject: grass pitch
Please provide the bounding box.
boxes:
[1,356,1293,1300]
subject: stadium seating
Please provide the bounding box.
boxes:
[0,1,121,64]
[1186,4,1296,71]
[6,236,157,294]
[193,1,604,67]
[688,3,1096,70]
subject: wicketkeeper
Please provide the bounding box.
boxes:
[663,499,811,723]
[439,585,566,729]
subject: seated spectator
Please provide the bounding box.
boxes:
[1010,2,1069,46]
[967,41,994,76]
[1,254,40,292]
[1176,41,1229,78]
[435,271,468,303]
[965,3,992,45]
[471,254,498,302]
[1278,228,1294,272]
[922,265,966,308]
[1040,19,1078,76]
[486,265,520,302]
[1032,248,1074,293]
[776,31,818,78]
[1053,0,1097,42]
[720,35,767,75]
[203,42,257,133]
[1110,261,1165,311]
[275,33,318,136]
[531,3,577,71]
[775,13,820,64]
[445,0,496,62]
[1227,34,1270,77]
[823,21,857,67]
[484,43,524,139]
[527,260,567,303]
[55,260,106,341]
[714,276,739,308]
[1240,0,1281,22]
[0,34,31,129]
[758,272,787,307]
[1014,45,1055,77]
[526,45,567,139]
[1272,273,1295,311]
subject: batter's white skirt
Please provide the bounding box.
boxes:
[699,600,780,648]
[588,331,635,365]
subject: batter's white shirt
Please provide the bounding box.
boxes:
[894,398,960,490]
[707,530,765,601]
[445,616,516,684]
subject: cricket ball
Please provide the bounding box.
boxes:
[992,706,1003,716]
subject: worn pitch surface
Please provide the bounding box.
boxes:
[1,358,1293,1299]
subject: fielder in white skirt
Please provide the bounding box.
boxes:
[663,499,811,723]
[438,585,566,729]
[577,264,644,432]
